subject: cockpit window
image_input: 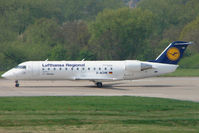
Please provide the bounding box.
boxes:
[15,65,26,69]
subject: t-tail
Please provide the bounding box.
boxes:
[151,41,192,64]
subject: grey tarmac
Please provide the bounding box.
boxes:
[0,77,199,102]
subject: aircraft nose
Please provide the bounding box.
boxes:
[1,71,15,79]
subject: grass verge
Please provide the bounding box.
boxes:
[163,69,199,77]
[0,96,198,132]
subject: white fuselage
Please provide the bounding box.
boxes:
[2,60,178,82]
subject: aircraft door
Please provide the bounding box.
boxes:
[31,62,40,79]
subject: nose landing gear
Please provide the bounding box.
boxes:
[15,80,19,87]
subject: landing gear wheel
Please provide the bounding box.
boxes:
[96,82,103,88]
[15,80,19,87]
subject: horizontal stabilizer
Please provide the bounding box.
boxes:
[141,63,153,71]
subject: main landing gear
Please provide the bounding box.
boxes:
[15,80,19,87]
[96,82,103,88]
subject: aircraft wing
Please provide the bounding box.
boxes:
[74,77,121,81]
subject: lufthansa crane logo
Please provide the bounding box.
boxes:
[167,47,180,61]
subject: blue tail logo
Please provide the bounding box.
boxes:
[150,41,192,65]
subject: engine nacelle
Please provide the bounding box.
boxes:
[125,60,141,72]
[125,60,153,72]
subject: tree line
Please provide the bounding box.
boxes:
[0,0,199,70]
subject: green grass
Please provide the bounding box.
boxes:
[0,96,199,132]
[163,69,199,77]
[179,54,199,69]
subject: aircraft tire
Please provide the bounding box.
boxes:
[15,83,19,87]
[96,82,102,88]
[15,80,19,87]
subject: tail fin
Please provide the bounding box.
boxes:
[151,41,192,64]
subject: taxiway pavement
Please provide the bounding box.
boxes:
[0,77,198,102]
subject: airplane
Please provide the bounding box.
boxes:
[1,41,191,88]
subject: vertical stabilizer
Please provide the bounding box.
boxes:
[152,41,192,64]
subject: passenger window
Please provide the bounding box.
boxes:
[94,68,96,70]
[77,68,79,70]
[82,68,85,70]
[104,67,107,70]
[99,68,101,70]
[54,68,56,70]
[42,68,45,70]
[48,68,50,70]
[65,68,67,70]
[71,68,73,70]
[88,68,90,70]
[59,68,62,70]
[110,68,113,70]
